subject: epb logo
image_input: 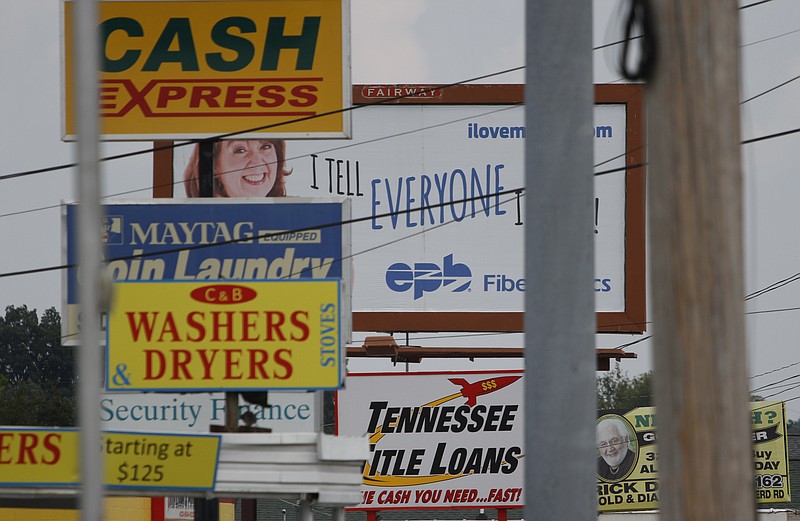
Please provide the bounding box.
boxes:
[386,254,472,300]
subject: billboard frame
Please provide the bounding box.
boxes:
[152,84,646,334]
[346,84,645,333]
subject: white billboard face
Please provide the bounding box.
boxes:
[336,371,524,510]
[100,391,316,433]
[173,104,628,315]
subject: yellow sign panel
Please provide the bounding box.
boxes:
[106,280,342,391]
[0,429,79,486]
[0,429,219,491]
[597,401,791,512]
[63,0,349,139]
[103,431,220,490]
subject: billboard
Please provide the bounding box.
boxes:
[168,84,646,333]
[61,198,352,351]
[106,279,343,391]
[596,402,791,512]
[62,0,350,140]
[336,371,524,510]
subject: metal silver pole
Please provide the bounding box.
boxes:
[74,0,103,519]
[298,499,313,521]
[524,0,596,520]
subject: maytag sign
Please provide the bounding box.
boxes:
[61,199,352,361]
[62,0,350,139]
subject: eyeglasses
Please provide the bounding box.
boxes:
[597,436,628,450]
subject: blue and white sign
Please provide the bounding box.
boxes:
[173,105,629,317]
[62,198,351,345]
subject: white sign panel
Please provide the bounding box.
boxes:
[336,371,524,510]
[100,392,316,433]
[171,95,636,328]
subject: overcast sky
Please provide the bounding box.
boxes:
[2,0,800,417]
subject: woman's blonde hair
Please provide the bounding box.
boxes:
[183,139,291,198]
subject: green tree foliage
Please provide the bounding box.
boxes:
[0,305,77,426]
[597,363,653,410]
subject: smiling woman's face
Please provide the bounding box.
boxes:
[216,140,278,197]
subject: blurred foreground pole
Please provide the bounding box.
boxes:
[524,1,595,520]
[74,0,103,520]
[648,1,755,520]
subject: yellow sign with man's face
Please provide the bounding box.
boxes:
[106,280,342,391]
[63,0,349,140]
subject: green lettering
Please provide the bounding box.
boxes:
[261,16,320,71]
[207,17,257,72]
[143,18,199,72]
[100,17,142,73]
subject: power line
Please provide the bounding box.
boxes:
[740,0,779,9]
[0,67,524,183]
[0,187,523,280]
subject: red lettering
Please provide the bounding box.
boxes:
[17,433,38,464]
[0,433,13,464]
[145,350,166,380]
[240,311,259,341]
[248,349,270,379]
[289,85,318,107]
[172,350,192,380]
[126,312,157,342]
[290,311,310,341]
[225,85,254,107]
[41,434,62,465]
[190,86,221,108]
[158,312,180,342]
[274,348,293,380]
[256,85,285,107]
[197,349,220,379]
[264,311,286,341]
[225,350,243,379]
[186,311,205,342]
[157,86,187,108]
[212,311,235,341]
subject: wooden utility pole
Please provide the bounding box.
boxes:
[648,1,755,520]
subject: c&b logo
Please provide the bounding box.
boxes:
[386,254,472,300]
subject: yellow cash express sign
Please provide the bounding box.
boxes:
[107,280,342,391]
[0,429,219,490]
[63,0,349,139]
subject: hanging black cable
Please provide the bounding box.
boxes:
[619,0,658,81]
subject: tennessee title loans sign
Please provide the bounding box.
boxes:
[62,199,351,351]
[62,0,350,139]
[106,280,342,391]
[336,371,524,510]
[596,402,791,512]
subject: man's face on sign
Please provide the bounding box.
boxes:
[597,421,629,468]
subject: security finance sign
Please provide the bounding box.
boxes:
[596,402,790,512]
[62,0,350,140]
[107,279,341,391]
[337,371,524,510]
[0,428,219,491]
